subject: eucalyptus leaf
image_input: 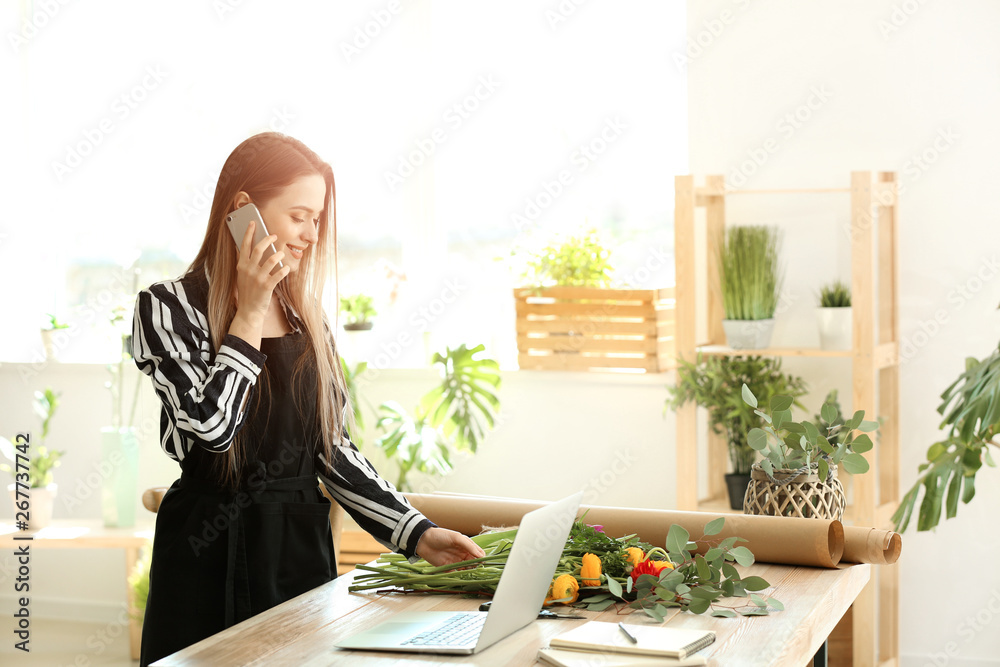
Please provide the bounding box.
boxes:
[739,607,769,616]
[695,555,711,581]
[858,420,879,432]
[846,410,864,430]
[852,434,874,454]
[587,599,617,612]
[703,517,725,536]
[712,608,737,618]
[666,524,690,555]
[730,546,755,567]
[741,576,770,591]
[742,383,758,408]
[705,547,723,562]
[688,598,711,615]
[770,395,793,411]
[767,596,785,611]
[748,428,768,451]
[607,577,623,598]
[818,458,829,482]
[750,593,767,608]
[820,402,837,424]
[842,452,870,475]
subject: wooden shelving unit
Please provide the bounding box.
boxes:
[673,172,901,667]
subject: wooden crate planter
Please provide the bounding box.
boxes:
[514,286,675,372]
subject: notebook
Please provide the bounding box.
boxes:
[537,646,708,667]
[549,620,716,660]
[333,491,584,655]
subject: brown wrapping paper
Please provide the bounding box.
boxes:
[842,526,902,565]
[405,493,846,569]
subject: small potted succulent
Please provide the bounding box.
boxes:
[340,293,377,331]
[718,226,783,349]
[816,280,852,350]
[40,313,70,362]
[741,384,878,520]
[1,388,65,529]
[667,355,808,509]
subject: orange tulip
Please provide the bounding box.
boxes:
[580,553,602,587]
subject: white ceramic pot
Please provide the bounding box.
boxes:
[816,308,852,350]
[722,318,775,349]
[40,329,59,362]
[8,483,58,530]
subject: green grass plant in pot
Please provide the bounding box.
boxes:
[741,384,878,520]
[667,355,807,509]
[718,226,782,349]
[816,280,852,350]
[0,388,65,529]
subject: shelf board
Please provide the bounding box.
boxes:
[695,345,853,358]
[695,496,746,516]
[696,187,852,196]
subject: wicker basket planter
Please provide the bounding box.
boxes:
[514,286,675,372]
[743,462,846,520]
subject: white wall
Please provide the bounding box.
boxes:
[684,1,1000,665]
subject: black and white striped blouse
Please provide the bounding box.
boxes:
[132,269,434,558]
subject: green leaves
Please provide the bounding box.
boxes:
[748,428,768,451]
[703,517,726,536]
[730,546,755,567]
[376,344,501,491]
[666,525,690,555]
[841,453,870,475]
[742,384,758,409]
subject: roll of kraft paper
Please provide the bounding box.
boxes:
[841,526,902,565]
[405,493,845,569]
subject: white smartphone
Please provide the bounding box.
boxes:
[225,203,283,269]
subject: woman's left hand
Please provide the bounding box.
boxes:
[415,527,485,566]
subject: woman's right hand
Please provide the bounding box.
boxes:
[230,220,289,347]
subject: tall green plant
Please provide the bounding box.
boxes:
[719,226,782,321]
[375,344,501,490]
[667,355,807,475]
[893,342,1000,532]
[340,358,369,447]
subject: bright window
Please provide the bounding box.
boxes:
[4,1,686,367]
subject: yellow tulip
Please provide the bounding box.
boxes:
[580,553,602,587]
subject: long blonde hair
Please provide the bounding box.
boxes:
[188,132,349,487]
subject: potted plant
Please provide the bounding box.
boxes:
[375,343,501,491]
[667,355,807,509]
[1,388,65,529]
[816,280,852,350]
[40,313,70,361]
[892,336,1000,532]
[340,293,377,331]
[515,229,673,372]
[718,226,783,349]
[741,384,878,520]
[102,303,142,528]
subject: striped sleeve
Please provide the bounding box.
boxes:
[132,282,266,461]
[317,438,435,560]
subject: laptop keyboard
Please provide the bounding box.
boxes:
[401,612,486,647]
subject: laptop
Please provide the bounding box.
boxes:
[334,491,584,655]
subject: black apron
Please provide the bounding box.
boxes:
[139,333,335,667]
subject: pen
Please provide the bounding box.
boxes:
[618,621,638,644]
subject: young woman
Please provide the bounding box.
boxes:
[132,132,483,666]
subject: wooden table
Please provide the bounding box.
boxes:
[0,519,154,660]
[151,561,870,666]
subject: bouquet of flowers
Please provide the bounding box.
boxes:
[349,515,782,620]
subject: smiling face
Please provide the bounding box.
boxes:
[236,173,327,273]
